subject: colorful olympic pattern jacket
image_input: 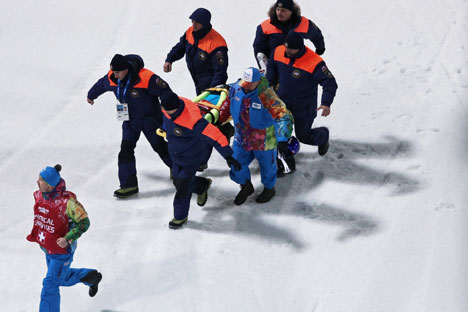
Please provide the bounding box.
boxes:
[27,179,89,255]
[87,54,171,127]
[162,97,233,166]
[165,26,228,93]
[267,45,338,118]
[229,77,293,151]
[253,16,325,59]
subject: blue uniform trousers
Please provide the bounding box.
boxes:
[172,161,211,220]
[39,252,93,312]
[119,120,172,188]
[229,141,277,190]
[293,112,329,146]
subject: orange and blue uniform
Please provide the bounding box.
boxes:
[267,45,337,146]
[162,97,233,220]
[253,16,325,61]
[165,25,228,95]
[87,55,173,188]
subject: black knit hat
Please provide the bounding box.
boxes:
[110,54,129,71]
[284,32,304,50]
[276,0,294,11]
[189,8,211,26]
[160,92,181,111]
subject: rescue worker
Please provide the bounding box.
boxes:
[267,32,337,156]
[253,0,325,73]
[160,92,241,229]
[163,8,229,95]
[27,165,102,311]
[87,54,173,198]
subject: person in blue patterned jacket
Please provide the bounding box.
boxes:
[229,67,294,205]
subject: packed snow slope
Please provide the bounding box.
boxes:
[1,0,467,311]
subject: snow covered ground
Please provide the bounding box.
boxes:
[1,0,467,311]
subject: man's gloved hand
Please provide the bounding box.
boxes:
[226,156,241,171]
[315,47,325,55]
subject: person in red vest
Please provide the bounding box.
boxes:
[160,92,241,229]
[163,8,229,95]
[267,32,337,156]
[87,54,173,198]
[253,0,325,73]
[27,165,102,311]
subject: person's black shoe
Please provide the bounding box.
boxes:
[80,270,102,297]
[197,178,212,207]
[255,187,276,203]
[318,141,329,156]
[113,186,138,198]
[234,180,254,205]
[169,217,188,229]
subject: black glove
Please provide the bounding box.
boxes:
[315,47,325,55]
[277,141,289,157]
[226,156,241,171]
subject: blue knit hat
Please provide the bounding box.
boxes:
[243,67,261,83]
[189,8,211,26]
[160,92,182,111]
[40,165,62,187]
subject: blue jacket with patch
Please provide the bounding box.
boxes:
[87,54,172,128]
[162,97,233,166]
[165,26,228,94]
[267,45,337,118]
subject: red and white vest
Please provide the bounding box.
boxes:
[27,188,74,254]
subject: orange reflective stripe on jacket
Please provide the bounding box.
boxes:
[294,17,309,33]
[274,45,323,73]
[202,123,228,147]
[260,19,282,35]
[107,68,155,88]
[185,27,227,54]
[261,17,309,35]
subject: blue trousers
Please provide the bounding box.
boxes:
[229,142,277,189]
[118,119,172,188]
[39,252,93,312]
[172,162,210,220]
[293,112,329,146]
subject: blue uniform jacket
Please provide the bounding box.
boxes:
[165,26,228,93]
[87,55,171,129]
[163,97,233,166]
[253,16,325,61]
[267,46,338,118]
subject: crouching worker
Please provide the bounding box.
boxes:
[160,92,241,229]
[27,165,102,312]
[229,67,294,205]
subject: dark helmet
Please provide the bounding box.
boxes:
[288,136,300,155]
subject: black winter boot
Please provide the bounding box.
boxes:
[81,270,102,297]
[234,180,254,205]
[255,187,276,203]
[318,141,329,156]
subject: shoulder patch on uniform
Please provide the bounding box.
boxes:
[321,66,334,78]
[174,128,183,136]
[130,89,139,98]
[292,69,302,79]
[199,51,207,61]
[215,51,225,66]
[156,77,169,88]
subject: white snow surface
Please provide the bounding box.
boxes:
[1,0,467,311]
